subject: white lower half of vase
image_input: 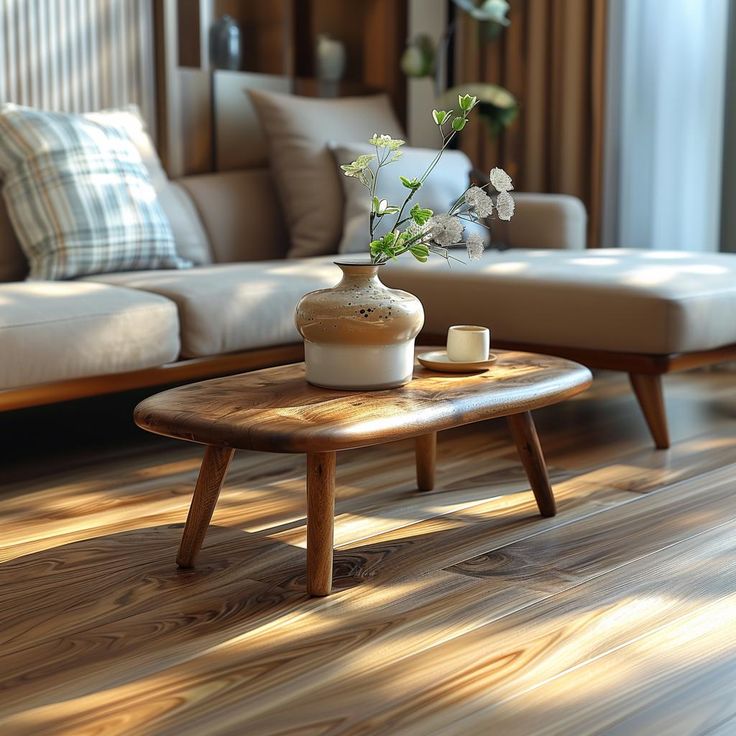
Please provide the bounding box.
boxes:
[303,340,416,390]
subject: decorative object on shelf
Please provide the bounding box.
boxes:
[401,34,435,78]
[316,34,346,97]
[295,260,424,390]
[210,15,242,71]
[453,0,510,29]
[295,97,515,391]
[417,350,497,373]
[446,325,490,362]
[440,83,517,136]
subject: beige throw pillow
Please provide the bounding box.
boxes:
[249,90,404,258]
[332,143,488,256]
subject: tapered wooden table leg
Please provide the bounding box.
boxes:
[415,432,437,492]
[307,451,336,596]
[506,411,557,517]
[177,445,235,568]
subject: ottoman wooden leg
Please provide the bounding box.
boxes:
[415,432,437,492]
[307,451,336,596]
[507,412,557,518]
[177,445,234,569]
[629,373,670,450]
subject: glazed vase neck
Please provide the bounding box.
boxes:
[335,262,381,285]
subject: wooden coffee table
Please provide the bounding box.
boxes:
[134,350,591,596]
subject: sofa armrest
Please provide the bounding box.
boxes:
[469,169,587,249]
[498,192,587,250]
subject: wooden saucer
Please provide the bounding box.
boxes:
[417,350,498,373]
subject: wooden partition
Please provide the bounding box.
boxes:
[155,0,408,178]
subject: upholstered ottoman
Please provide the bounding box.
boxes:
[385,248,736,449]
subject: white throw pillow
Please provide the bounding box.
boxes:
[0,104,190,280]
[249,90,404,258]
[331,143,488,256]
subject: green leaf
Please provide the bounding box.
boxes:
[410,204,433,225]
[432,109,447,125]
[370,231,400,258]
[409,243,430,262]
[400,176,422,191]
[458,93,478,112]
[451,116,467,132]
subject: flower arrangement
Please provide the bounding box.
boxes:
[340,94,515,266]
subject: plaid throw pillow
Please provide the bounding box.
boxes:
[0,105,190,280]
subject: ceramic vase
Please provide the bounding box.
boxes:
[295,260,424,390]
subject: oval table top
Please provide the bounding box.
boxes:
[134,350,592,453]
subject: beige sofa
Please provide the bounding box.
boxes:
[2,164,736,449]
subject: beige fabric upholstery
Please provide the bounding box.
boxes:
[383,249,736,354]
[0,282,180,389]
[180,169,289,263]
[249,90,404,258]
[332,143,487,254]
[492,193,587,250]
[87,260,340,358]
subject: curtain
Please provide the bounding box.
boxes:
[454,0,608,246]
[602,0,730,251]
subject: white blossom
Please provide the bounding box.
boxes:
[428,214,464,246]
[369,133,405,151]
[490,167,513,193]
[464,186,493,218]
[496,190,515,221]
[466,232,485,261]
[407,221,432,241]
[340,153,375,178]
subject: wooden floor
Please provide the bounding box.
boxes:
[1,369,736,735]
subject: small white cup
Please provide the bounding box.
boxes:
[446,325,490,362]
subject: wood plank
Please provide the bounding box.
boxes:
[231,509,736,734]
[4,460,733,733]
[0,345,305,412]
[465,598,736,735]
[2,371,736,734]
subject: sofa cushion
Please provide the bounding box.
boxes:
[249,90,404,258]
[85,108,212,266]
[0,105,190,280]
[0,106,212,283]
[180,169,289,262]
[0,282,180,389]
[383,248,736,354]
[87,259,340,358]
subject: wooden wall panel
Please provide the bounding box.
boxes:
[0,0,156,134]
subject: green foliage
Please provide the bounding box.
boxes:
[410,204,433,225]
[340,92,481,264]
[409,243,430,262]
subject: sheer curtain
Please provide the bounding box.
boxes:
[602,0,730,251]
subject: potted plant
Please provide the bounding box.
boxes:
[295,94,515,390]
